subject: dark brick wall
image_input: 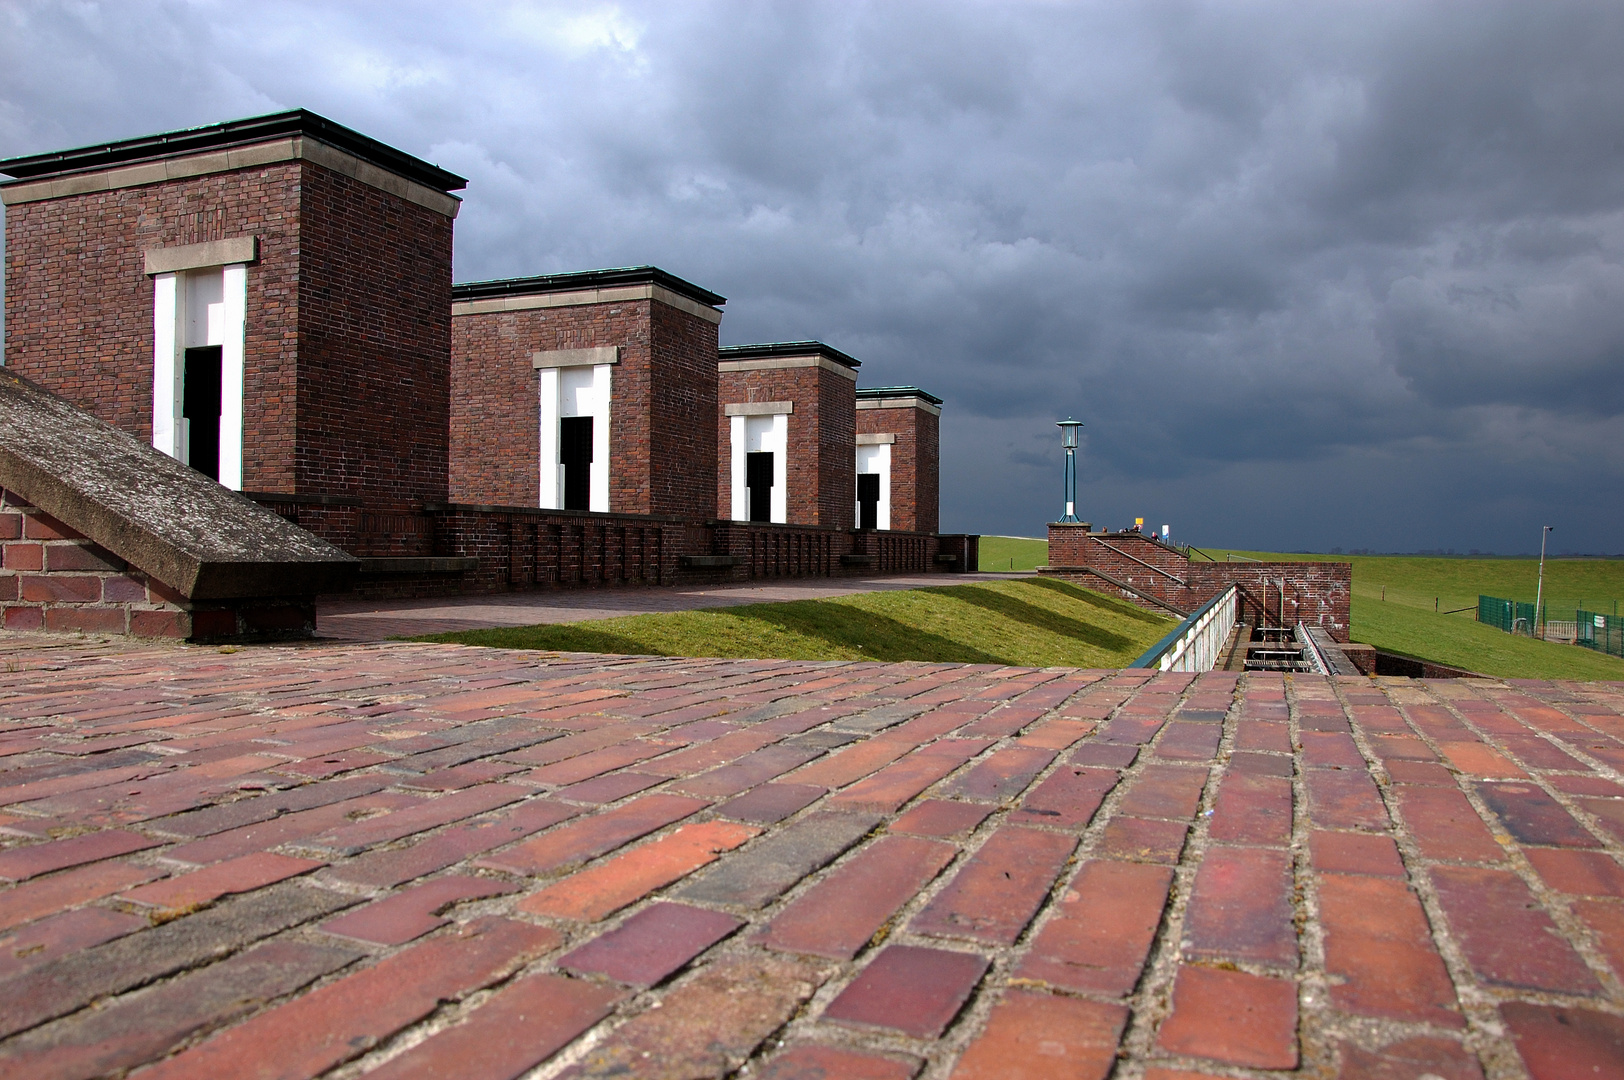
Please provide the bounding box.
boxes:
[717,365,856,527]
[2,163,305,491]
[0,488,314,640]
[293,163,452,519]
[857,403,939,534]
[450,298,718,521]
[1046,525,1352,641]
[648,302,720,521]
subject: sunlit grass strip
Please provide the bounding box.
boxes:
[413,578,1176,669]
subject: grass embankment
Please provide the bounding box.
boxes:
[973,536,1624,680]
[415,578,1176,668]
[978,535,1050,572]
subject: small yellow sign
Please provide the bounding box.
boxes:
[1134,517,1143,528]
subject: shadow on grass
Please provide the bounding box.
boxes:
[726,601,1007,664]
[413,624,670,655]
[1015,576,1173,624]
[921,583,1146,654]
[416,602,1008,664]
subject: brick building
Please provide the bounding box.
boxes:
[450,268,724,521]
[717,342,859,528]
[855,387,941,534]
[2,110,969,606]
[0,111,464,557]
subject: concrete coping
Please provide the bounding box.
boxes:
[0,368,358,600]
[856,433,896,445]
[144,237,258,275]
[724,401,795,417]
[856,396,942,416]
[718,355,859,381]
[533,346,620,369]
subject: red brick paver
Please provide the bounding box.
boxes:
[0,638,1620,1077]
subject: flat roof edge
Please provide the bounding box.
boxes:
[0,109,466,193]
[856,385,943,405]
[453,266,726,309]
[720,341,861,369]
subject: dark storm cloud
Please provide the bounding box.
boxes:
[3,0,1622,552]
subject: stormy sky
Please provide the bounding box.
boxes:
[3,1,1622,554]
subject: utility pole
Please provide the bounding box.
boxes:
[1536,525,1553,638]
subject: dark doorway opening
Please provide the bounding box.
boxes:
[561,416,593,512]
[182,346,222,481]
[746,451,774,523]
[858,473,880,530]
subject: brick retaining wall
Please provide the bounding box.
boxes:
[1045,525,1351,641]
[0,488,316,640]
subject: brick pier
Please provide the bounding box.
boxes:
[0,638,1620,1077]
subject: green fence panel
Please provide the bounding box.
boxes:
[1480,596,1540,636]
[1577,611,1624,658]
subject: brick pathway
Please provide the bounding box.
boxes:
[0,637,1621,1078]
[317,573,1015,641]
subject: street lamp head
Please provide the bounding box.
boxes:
[1057,417,1082,450]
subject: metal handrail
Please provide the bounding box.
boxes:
[1090,536,1188,585]
[1130,586,1238,671]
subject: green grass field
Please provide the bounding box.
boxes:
[980,535,1624,680]
[978,535,1050,572]
[415,577,1176,668]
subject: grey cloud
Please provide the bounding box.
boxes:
[3,0,1624,551]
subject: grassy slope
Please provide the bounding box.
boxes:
[970,536,1624,679]
[415,578,1176,668]
[1207,549,1624,681]
[978,536,1050,572]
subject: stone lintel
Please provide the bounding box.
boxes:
[723,401,795,417]
[144,237,259,275]
[533,346,621,369]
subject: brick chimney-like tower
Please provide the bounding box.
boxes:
[855,386,941,534]
[717,341,859,528]
[0,111,465,555]
[450,268,724,521]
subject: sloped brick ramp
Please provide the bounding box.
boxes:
[0,638,1620,1078]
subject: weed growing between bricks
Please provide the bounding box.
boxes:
[0,640,1621,1077]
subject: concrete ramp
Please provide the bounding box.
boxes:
[0,368,355,638]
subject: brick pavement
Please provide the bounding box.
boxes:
[0,635,1621,1078]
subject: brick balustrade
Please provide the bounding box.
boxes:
[0,640,1618,1077]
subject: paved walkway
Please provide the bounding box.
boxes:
[317,573,1016,641]
[0,637,1620,1078]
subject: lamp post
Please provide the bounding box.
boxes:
[1536,525,1553,638]
[1057,418,1082,523]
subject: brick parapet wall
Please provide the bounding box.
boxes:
[1045,524,1351,641]
[0,489,315,640]
[856,403,938,534]
[331,503,976,598]
[716,365,856,527]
